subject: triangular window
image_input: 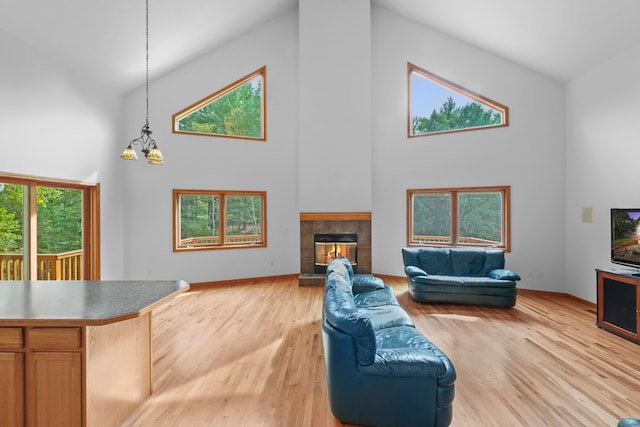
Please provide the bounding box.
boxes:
[408,63,508,137]
[173,66,266,140]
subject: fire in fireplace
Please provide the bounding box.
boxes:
[314,233,357,274]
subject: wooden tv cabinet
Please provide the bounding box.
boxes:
[0,280,189,427]
[596,269,640,345]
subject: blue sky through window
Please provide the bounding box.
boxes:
[411,72,481,119]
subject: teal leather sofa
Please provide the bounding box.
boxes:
[322,258,456,427]
[402,247,520,308]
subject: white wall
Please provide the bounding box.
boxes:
[566,43,640,302]
[121,10,300,282]
[371,6,568,292]
[298,0,372,212]
[0,28,126,278]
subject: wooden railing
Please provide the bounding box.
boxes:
[180,235,262,247]
[411,235,501,246]
[0,250,83,280]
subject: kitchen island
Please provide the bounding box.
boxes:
[0,280,189,427]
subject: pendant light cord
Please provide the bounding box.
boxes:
[145,0,150,126]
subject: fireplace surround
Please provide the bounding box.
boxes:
[299,212,371,285]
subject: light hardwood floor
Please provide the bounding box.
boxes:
[122,275,640,427]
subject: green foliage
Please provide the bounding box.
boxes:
[0,184,23,253]
[179,193,262,241]
[180,195,219,239]
[412,191,502,244]
[36,187,82,253]
[458,192,502,242]
[412,194,451,236]
[412,97,502,135]
[225,195,262,236]
[0,184,82,254]
[178,77,262,138]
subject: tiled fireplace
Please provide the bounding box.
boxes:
[299,212,371,286]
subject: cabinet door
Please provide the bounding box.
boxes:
[0,352,24,427]
[28,352,82,427]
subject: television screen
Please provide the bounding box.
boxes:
[611,208,640,268]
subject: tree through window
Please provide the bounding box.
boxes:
[408,63,508,137]
[173,189,266,251]
[407,186,511,251]
[173,66,266,140]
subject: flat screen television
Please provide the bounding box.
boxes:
[611,208,640,269]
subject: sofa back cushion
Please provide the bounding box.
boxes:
[483,249,505,272]
[324,271,376,365]
[403,247,506,277]
[416,247,452,275]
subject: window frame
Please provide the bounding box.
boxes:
[172,66,266,141]
[407,186,511,252]
[172,189,267,252]
[408,62,509,138]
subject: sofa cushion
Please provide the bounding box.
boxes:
[357,304,414,331]
[417,247,452,275]
[410,280,518,295]
[359,326,456,379]
[450,249,487,276]
[353,286,399,308]
[410,275,465,286]
[483,249,505,272]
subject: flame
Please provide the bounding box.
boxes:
[326,244,345,263]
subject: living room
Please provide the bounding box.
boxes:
[1,0,640,425]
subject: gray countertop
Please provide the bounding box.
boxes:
[0,280,190,326]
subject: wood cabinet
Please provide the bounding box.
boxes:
[0,351,24,426]
[0,315,151,427]
[0,280,188,427]
[596,269,640,344]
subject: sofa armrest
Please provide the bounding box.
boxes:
[488,268,521,281]
[405,265,428,277]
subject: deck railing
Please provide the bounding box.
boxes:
[0,250,83,281]
[411,235,501,246]
[179,235,262,247]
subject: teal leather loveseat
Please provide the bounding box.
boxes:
[322,258,456,427]
[402,247,520,308]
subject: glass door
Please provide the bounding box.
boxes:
[36,186,84,280]
[0,176,99,281]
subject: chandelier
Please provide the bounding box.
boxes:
[121,0,164,165]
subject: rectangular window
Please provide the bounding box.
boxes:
[173,189,266,251]
[407,186,510,251]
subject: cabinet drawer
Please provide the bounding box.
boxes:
[0,328,24,349]
[28,328,82,350]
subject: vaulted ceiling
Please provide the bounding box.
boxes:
[1,0,639,93]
